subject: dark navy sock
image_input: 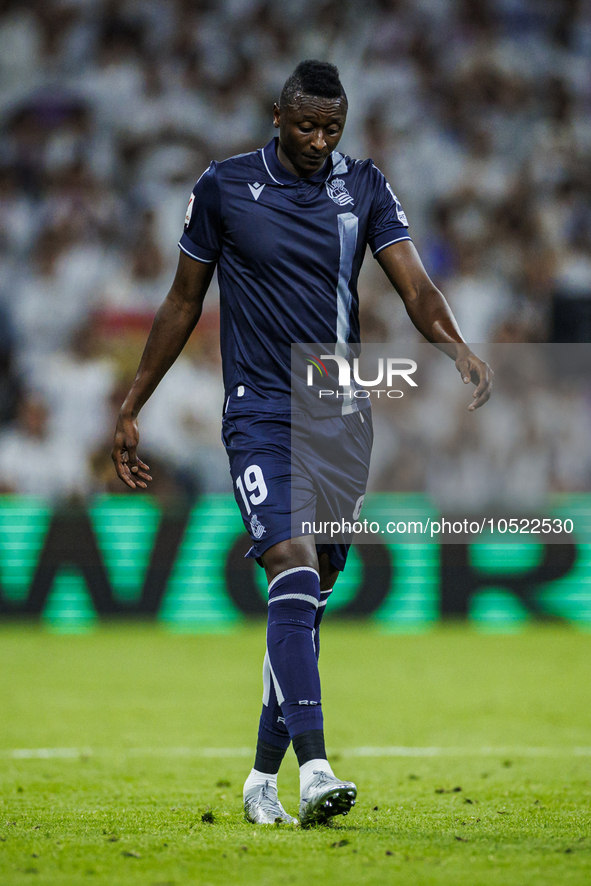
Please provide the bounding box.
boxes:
[266,566,323,738]
[258,586,332,747]
[254,738,287,775]
[257,582,333,753]
[292,729,327,767]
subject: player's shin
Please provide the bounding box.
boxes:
[244,653,292,819]
[254,653,290,771]
[266,566,323,738]
[265,572,357,825]
[264,568,337,783]
[246,565,323,824]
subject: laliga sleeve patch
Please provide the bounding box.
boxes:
[185,193,195,226]
[386,183,408,226]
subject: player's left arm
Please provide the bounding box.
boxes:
[377,239,493,410]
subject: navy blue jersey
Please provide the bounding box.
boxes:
[179,137,411,413]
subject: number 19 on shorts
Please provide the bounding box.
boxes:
[236,464,268,515]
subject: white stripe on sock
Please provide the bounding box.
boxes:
[268,566,319,594]
[268,593,319,608]
[267,657,285,705]
[262,650,271,706]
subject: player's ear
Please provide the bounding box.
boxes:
[273,103,280,128]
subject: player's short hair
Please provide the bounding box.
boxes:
[279,60,347,110]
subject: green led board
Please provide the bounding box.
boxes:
[160,496,243,631]
[0,497,51,604]
[0,494,590,632]
[89,496,161,604]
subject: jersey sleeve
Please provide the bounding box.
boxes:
[178,163,222,263]
[366,164,412,258]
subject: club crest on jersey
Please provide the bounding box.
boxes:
[326,178,354,206]
[250,513,266,540]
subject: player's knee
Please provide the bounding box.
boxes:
[267,564,321,631]
[262,536,318,583]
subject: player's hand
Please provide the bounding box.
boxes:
[455,350,493,411]
[111,412,152,489]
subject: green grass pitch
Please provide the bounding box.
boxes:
[1,622,590,885]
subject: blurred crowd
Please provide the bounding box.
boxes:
[0,0,590,504]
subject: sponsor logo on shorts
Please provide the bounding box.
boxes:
[250,513,266,540]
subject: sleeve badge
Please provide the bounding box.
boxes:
[185,193,195,226]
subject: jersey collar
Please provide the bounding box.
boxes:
[260,137,333,185]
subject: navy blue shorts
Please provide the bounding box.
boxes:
[221,407,373,572]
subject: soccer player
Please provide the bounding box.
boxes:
[112,60,492,827]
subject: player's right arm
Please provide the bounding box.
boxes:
[111,252,216,489]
